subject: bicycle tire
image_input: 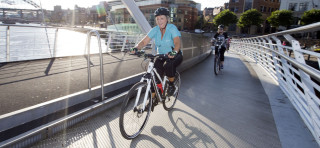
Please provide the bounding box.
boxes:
[163,72,180,111]
[214,55,220,75]
[119,82,152,139]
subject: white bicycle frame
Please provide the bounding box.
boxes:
[133,60,168,110]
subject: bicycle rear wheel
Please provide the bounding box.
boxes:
[163,72,180,111]
[214,55,220,75]
[119,82,152,139]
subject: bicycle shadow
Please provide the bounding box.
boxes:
[130,134,165,148]
[168,108,235,148]
[129,107,235,148]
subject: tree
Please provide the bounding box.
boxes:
[195,15,214,31]
[267,10,293,29]
[237,9,263,34]
[195,16,203,29]
[213,9,238,27]
[301,9,320,25]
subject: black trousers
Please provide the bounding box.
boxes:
[154,52,183,83]
[215,46,226,61]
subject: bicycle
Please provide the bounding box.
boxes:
[119,51,181,139]
[213,38,225,75]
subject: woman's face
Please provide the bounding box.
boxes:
[156,15,168,29]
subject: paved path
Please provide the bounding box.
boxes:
[31,51,318,148]
[0,53,144,115]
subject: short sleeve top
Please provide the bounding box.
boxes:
[147,24,181,54]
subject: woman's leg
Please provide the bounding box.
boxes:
[152,58,166,98]
[220,47,226,67]
[164,53,183,95]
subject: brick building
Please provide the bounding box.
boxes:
[280,0,320,25]
[112,0,198,31]
[228,0,280,35]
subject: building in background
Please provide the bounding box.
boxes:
[228,0,280,35]
[109,0,198,32]
[203,7,214,16]
[280,0,320,25]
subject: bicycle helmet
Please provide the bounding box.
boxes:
[218,24,224,29]
[154,7,170,17]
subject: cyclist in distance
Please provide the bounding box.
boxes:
[213,25,229,69]
[130,7,183,97]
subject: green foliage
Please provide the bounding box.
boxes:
[301,9,320,25]
[267,10,293,28]
[237,9,263,28]
[213,10,238,27]
[195,16,203,29]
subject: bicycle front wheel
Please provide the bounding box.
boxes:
[214,55,220,75]
[163,72,181,111]
[119,82,152,139]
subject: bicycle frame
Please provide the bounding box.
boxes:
[134,59,168,110]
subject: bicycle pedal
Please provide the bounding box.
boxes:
[151,104,156,112]
[151,98,158,112]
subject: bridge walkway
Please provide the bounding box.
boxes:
[31,51,318,148]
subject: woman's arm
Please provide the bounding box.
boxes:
[135,35,151,50]
[173,36,181,52]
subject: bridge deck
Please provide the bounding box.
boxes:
[0,53,144,115]
[31,51,318,148]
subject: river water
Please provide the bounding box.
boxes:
[0,23,108,63]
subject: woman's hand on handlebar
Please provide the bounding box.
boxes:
[130,47,138,54]
[168,50,177,59]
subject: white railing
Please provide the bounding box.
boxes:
[0,24,147,63]
[230,22,320,146]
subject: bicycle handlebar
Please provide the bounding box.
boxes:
[144,53,169,59]
[132,51,170,59]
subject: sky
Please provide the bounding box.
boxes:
[0,0,229,10]
[193,0,229,9]
[38,0,229,10]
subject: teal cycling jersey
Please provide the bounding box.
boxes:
[147,24,181,54]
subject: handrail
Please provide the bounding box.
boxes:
[236,41,320,82]
[243,22,320,39]
[0,24,132,34]
[230,22,320,146]
[85,30,105,101]
[0,24,148,63]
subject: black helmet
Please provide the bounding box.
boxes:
[154,7,170,17]
[218,24,224,29]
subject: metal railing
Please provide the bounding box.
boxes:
[0,26,212,148]
[85,30,105,100]
[230,22,320,146]
[0,24,148,63]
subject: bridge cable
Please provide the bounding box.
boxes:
[38,0,52,57]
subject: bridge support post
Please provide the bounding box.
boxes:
[53,28,58,57]
[252,38,259,63]
[285,34,319,142]
[6,26,10,62]
[121,0,151,34]
[121,35,127,52]
[267,37,280,80]
[106,33,112,53]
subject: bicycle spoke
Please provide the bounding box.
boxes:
[119,82,151,139]
[163,72,180,111]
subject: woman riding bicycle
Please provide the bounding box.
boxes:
[213,25,228,69]
[130,7,183,96]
